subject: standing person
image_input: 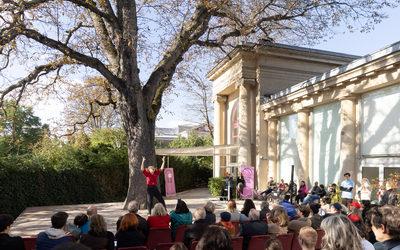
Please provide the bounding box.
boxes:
[141,155,166,215]
[237,172,246,195]
[296,181,308,204]
[379,180,398,206]
[355,178,372,202]
[169,199,192,241]
[340,173,354,207]
[0,214,25,250]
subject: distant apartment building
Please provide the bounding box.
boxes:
[155,123,213,146]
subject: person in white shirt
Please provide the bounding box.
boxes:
[355,178,372,202]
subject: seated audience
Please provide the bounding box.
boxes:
[276,179,285,196]
[320,198,330,213]
[261,177,277,197]
[196,226,233,250]
[266,207,289,238]
[329,183,342,204]
[279,200,297,220]
[203,201,216,224]
[295,181,308,204]
[288,205,312,233]
[66,213,88,240]
[320,215,363,250]
[182,208,209,249]
[237,209,268,250]
[369,205,400,250]
[240,199,255,224]
[116,201,147,236]
[298,226,317,250]
[79,205,107,235]
[227,200,240,221]
[147,203,170,229]
[285,181,297,201]
[218,212,235,238]
[259,200,271,220]
[170,199,192,241]
[265,238,283,250]
[352,217,374,250]
[52,242,91,250]
[322,203,342,218]
[80,214,114,250]
[309,182,319,195]
[36,211,72,250]
[0,214,25,250]
[309,204,322,230]
[302,184,326,205]
[115,213,145,249]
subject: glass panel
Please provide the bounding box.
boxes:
[362,167,379,203]
[279,113,298,183]
[384,167,400,180]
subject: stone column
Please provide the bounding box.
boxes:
[339,95,358,179]
[296,109,310,186]
[236,78,255,168]
[212,95,227,177]
[267,117,279,180]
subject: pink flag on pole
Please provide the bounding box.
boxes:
[241,166,254,199]
[164,168,176,196]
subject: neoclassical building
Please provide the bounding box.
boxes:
[208,40,400,202]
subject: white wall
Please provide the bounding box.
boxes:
[279,113,298,182]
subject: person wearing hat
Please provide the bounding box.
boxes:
[217,212,235,238]
[322,203,342,219]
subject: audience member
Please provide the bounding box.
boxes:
[280,183,290,199]
[320,215,363,250]
[261,177,277,196]
[309,204,322,230]
[52,242,91,250]
[116,201,147,236]
[340,173,354,207]
[147,203,170,229]
[352,218,374,250]
[237,209,268,250]
[348,202,363,222]
[355,178,372,202]
[279,200,297,220]
[266,207,289,238]
[379,180,398,206]
[196,226,233,250]
[322,203,342,219]
[218,212,235,238]
[288,205,312,233]
[237,172,246,194]
[309,182,319,195]
[295,181,308,204]
[369,205,400,250]
[36,211,72,250]
[276,179,285,196]
[320,198,330,213]
[0,214,25,250]
[80,214,114,250]
[360,200,372,221]
[259,200,271,220]
[227,200,240,221]
[80,205,107,234]
[66,213,88,240]
[170,199,192,241]
[115,213,145,249]
[182,208,209,249]
[265,238,283,250]
[204,201,216,224]
[328,183,342,204]
[169,243,188,250]
[302,184,326,205]
[298,226,317,250]
[241,199,256,218]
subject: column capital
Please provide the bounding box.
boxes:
[212,95,227,103]
[339,94,358,101]
[266,116,279,122]
[295,108,311,113]
[235,78,256,89]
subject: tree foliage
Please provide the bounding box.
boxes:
[0,0,398,207]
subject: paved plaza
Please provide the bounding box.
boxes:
[9,188,264,237]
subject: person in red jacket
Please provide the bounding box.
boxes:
[141,156,166,215]
[146,203,170,229]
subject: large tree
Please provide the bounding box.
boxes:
[0,0,398,208]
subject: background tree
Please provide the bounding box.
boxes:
[0,0,398,208]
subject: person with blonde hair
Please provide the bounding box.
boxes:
[169,243,188,250]
[320,215,363,250]
[203,201,216,224]
[146,203,170,229]
[80,214,114,250]
[298,226,318,250]
[266,207,289,238]
[226,200,240,221]
[379,180,398,206]
[355,178,372,202]
[141,155,166,215]
[115,213,145,249]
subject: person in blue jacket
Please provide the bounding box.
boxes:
[279,200,297,220]
[169,199,193,241]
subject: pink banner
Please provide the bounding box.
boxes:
[241,166,254,199]
[164,168,176,196]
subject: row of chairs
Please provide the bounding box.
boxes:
[22,234,76,250]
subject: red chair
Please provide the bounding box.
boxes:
[174,225,189,242]
[66,234,76,242]
[231,221,240,236]
[157,242,180,250]
[190,241,199,250]
[315,229,324,249]
[276,233,294,250]
[232,237,243,250]
[22,237,37,250]
[292,215,300,220]
[247,235,270,250]
[243,220,250,224]
[119,247,147,250]
[261,219,268,224]
[291,232,302,250]
[145,227,172,249]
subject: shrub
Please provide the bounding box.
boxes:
[208,177,225,197]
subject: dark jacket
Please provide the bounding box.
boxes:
[204,211,216,224]
[182,219,209,249]
[0,233,26,250]
[310,186,319,195]
[317,188,326,198]
[115,227,145,249]
[116,213,148,237]
[80,230,114,250]
[383,239,400,250]
[310,214,322,230]
[237,219,268,250]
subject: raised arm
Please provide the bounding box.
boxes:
[160,156,166,170]
[141,156,146,171]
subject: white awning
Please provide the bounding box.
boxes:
[156,144,238,156]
